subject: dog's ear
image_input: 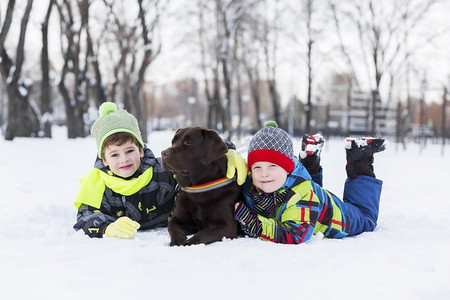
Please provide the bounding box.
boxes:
[171,128,185,145]
[200,128,228,165]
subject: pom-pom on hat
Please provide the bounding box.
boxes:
[91,102,144,158]
[247,121,294,173]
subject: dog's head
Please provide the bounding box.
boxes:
[161,127,228,186]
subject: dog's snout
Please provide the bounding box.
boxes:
[161,149,169,157]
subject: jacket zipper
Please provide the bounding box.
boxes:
[121,196,127,214]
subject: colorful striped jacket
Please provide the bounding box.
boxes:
[242,157,349,244]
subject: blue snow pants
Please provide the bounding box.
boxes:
[341,175,383,236]
[311,170,382,236]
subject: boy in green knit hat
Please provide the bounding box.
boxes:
[74,102,247,239]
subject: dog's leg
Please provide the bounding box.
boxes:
[185,222,237,245]
[168,217,189,246]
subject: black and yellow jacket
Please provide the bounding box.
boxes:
[73,146,177,238]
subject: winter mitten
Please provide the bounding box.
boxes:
[234,202,262,237]
[225,149,248,185]
[104,216,140,239]
[299,134,324,175]
[345,137,386,178]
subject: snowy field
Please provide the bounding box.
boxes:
[1,126,449,300]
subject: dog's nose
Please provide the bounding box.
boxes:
[161,149,169,157]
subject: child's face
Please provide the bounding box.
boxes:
[251,161,288,193]
[102,140,144,178]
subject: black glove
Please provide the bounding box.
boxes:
[299,134,324,175]
[222,138,236,150]
[345,137,386,178]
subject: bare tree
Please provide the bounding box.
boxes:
[442,87,447,155]
[243,51,262,129]
[99,0,165,142]
[292,0,328,134]
[102,0,134,103]
[329,1,360,90]
[232,35,244,137]
[197,0,223,131]
[236,18,263,130]
[261,0,281,126]
[304,0,314,134]
[131,0,164,142]
[331,0,439,136]
[219,0,262,138]
[56,0,91,138]
[84,6,107,108]
[0,0,39,140]
[41,0,56,138]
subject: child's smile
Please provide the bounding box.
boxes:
[102,141,144,178]
[251,161,288,193]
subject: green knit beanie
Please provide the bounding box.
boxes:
[91,102,144,158]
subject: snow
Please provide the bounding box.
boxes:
[6,65,16,84]
[1,126,450,300]
[345,136,387,149]
[144,42,153,52]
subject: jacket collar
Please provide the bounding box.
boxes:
[282,157,312,189]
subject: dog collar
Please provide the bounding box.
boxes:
[180,177,236,193]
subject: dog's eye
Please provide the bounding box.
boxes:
[183,140,192,146]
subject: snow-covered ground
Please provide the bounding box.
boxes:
[1,126,449,300]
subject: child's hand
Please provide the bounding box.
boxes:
[104,216,140,239]
[234,202,262,238]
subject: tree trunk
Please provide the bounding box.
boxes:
[84,8,106,108]
[58,79,86,138]
[235,72,243,139]
[212,74,222,131]
[371,89,379,136]
[41,0,55,138]
[268,80,280,125]
[1,0,39,140]
[5,82,39,140]
[442,87,447,156]
[128,0,161,143]
[305,38,313,134]
[221,56,232,137]
[55,0,90,138]
[245,65,262,129]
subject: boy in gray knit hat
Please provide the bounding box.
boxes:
[234,121,386,244]
[74,102,247,239]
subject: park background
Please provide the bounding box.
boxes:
[1,0,449,143]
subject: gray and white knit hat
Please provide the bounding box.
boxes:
[247,121,294,173]
[91,102,144,158]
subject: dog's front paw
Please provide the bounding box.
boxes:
[170,234,188,247]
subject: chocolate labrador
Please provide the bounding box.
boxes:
[161,127,241,246]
